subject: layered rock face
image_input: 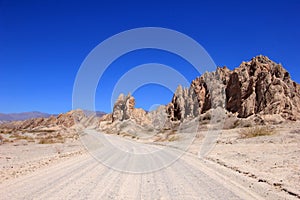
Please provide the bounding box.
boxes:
[0,109,92,131]
[167,55,300,121]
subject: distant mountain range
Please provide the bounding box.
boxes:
[81,110,106,118]
[0,111,106,122]
[0,112,53,122]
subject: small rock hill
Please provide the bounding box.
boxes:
[0,109,101,133]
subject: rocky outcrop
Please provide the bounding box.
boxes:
[167,55,300,121]
[167,66,230,121]
[1,55,297,138]
[100,55,300,136]
[112,93,134,121]
[112,93,150,126]
[226,55,300,120]
[0,109,93,131]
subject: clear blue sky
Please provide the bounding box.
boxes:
[1,0,299,114]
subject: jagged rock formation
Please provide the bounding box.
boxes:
[99,94,172,137]
[6,55,291,138]
[112,93,150,126]
[166,67,230,121]
[102,55,300,137]
[226,56,300,120]
[0,110,106,145]
[0,109,99,145]
[112,93,135,122]
[1,55,297,137]
[167,55,300,121]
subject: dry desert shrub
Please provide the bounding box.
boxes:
[0,129,12,134]
[16,135,34,141]
[8,133,35,142]
[166,130,179,142]
[167,134,179,142]
[28,129,56,133]
[239,126,274,139]
[38,138,55,144]
[38,133,65,144]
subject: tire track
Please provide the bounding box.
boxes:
[0,129,268,200]
[37,161,100,199]
[26,157,95,199]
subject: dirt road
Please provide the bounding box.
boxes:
[0,129,264,199]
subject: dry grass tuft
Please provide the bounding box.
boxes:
[38,133,65,144]
[167,135,179,142]
[166,130,179,142]
[38,138,55,144]
[239,126,275,139]
[8,133,35,142]
[0,129,12,134]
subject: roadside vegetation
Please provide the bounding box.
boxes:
[239,126,275,139]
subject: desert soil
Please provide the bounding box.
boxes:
[206,122,300,199]
[0,126,299,199]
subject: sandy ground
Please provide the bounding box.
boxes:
[199,121,300,199]
[0,130,261,200]
[0,125,299,199]
[0,140,85,183]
